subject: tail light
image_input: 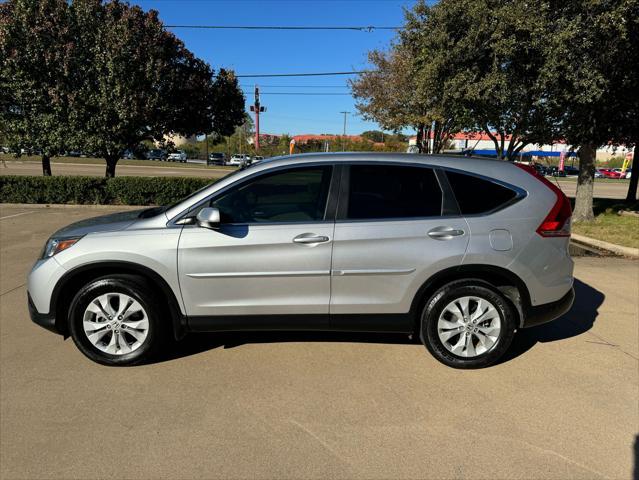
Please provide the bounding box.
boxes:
[515,163,572,238]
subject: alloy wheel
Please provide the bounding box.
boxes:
[82,293,149,355]
[437,296,501,357]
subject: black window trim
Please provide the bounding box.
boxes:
[335,162,453,223]
[171,162,340,227]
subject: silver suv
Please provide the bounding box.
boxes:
[27,153,574,368]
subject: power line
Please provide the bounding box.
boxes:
[233,71,367,78]
[165,25,400,31]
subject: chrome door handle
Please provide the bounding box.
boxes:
[427,227,465,240]
[293,234,330,244]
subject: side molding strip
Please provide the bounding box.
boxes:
[187,270,331,278]
[331,268,416,276]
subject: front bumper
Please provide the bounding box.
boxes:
[27,292,59,334]
[522,287,575,328]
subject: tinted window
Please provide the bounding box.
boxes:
[211,166,332,223]
[347,165,442,219]
[446,171,517,214]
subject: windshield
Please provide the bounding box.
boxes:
[162,168,245,213]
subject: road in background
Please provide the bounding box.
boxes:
[551,178,634,200]
[1,204,637,479]
[0,160,229,179]
[1,160,635,199]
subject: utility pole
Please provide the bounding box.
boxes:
[250,85,266,153]
[340,111,350,151]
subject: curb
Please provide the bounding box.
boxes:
[571,233,639,259]
[1,203,146,210]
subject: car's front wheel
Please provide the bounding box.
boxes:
[420,280,517,369]
[68,275,166,366]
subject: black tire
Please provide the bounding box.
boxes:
[68,274,167,366]
[420,280,517,369]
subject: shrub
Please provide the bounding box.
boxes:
[0,175,214,205]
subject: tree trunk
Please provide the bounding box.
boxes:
[433,120,443,153]
[105,155,119,178]
[41,154,52,176]
[416,124,425,153]
[625,152,638,202]
[573,143,596,222]
[484,126,501,159]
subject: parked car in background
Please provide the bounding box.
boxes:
[625,168,632,179]
[531,163,550,176]
[207,153,226,166]
[600,168,625,179]
[27,153,574,369]
[122,150,135,160]
[594,169,604,178]
[227,154,250,167]
[562,166,579,176]
[146,149,167,161]
[551,166,578,177]
[168,150,187,162]
[250,155,264,165]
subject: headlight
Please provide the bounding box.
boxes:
[41,236,82,259]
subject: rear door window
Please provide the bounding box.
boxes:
[346,164,442,220]
[445,171,517,214]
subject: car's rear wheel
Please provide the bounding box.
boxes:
[420,280,517,369]
[68,275,166,366]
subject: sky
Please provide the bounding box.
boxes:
[133,0,418,136]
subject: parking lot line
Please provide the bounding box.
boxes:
[0,211,35,220]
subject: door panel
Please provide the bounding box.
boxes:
[329,163,469,316]
[329,218,469,314]
[178,223,334,317]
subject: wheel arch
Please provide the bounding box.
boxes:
[51,261,186,340]
[410,264,531,330]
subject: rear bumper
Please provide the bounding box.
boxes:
[27,292,59,334]
[522,287,575,328]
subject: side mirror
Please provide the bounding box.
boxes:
[196,207,221,230]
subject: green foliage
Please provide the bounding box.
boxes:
[601,156,629,169]
[542,0,638,149]
[350,40,457,153]
[400,0,557,159]
[0,0,77,160]
[0,175,212,205]
[0,0,245,177]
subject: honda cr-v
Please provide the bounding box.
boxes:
[28,153,574,368]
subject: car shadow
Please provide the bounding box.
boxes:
[152,278,603,366]
[498,278,604,364]
[156,329,418,364]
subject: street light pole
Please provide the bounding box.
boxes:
[340,111,350,151]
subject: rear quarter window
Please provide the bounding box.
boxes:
[445,171,518,215]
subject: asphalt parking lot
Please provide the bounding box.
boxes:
[1,204,638,479]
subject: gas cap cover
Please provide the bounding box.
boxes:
[489,229,513,251]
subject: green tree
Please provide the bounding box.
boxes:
[350,42,457,154]
[542,0,638,220]
[70,0,244,177]
[403,0,558,160]
[0,0,77,175]
[361,130,386,143]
